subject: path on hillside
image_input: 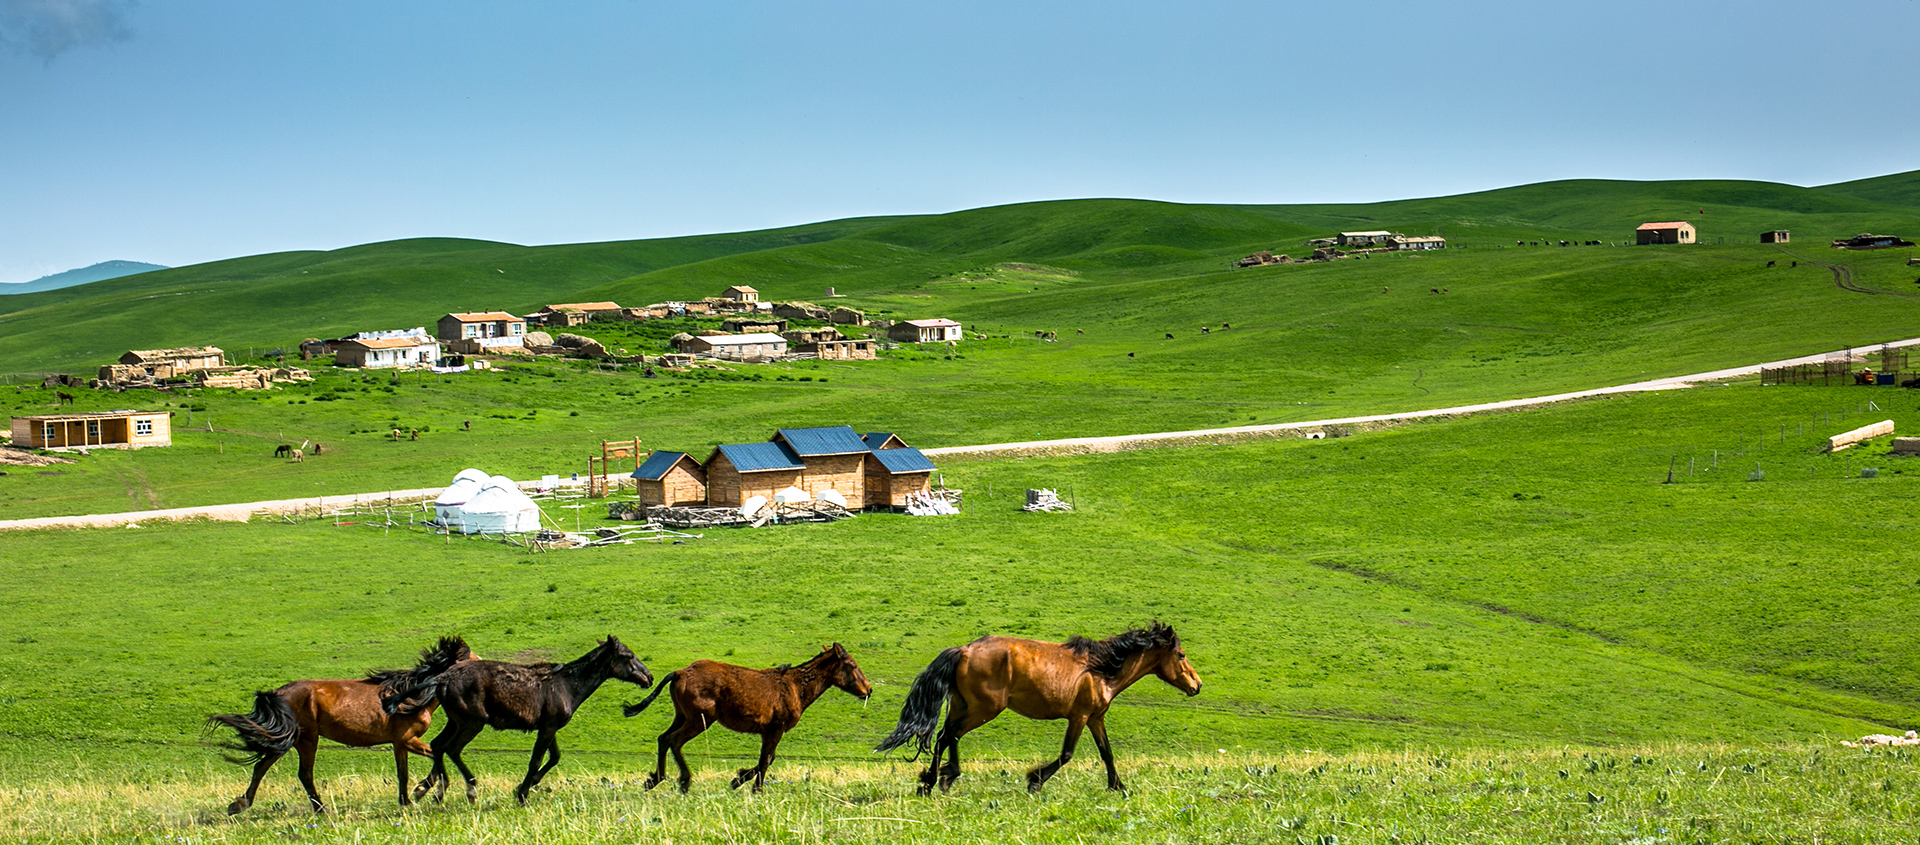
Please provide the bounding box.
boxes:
[5,337,1919,532]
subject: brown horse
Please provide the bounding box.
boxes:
[208,636,472,814]
[876,622,1200,795]
[407,636,652,805]
[623,644,872,793]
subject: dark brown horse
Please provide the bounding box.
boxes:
[407,636,652,805]
[876,622,1200,794]
[208,636,472,814]
[623,643,872,793]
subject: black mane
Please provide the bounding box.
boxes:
[1063,622,1180,678]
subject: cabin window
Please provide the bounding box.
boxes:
[44,423,55,441]
[87,420,100,438]
[135,419,153,436]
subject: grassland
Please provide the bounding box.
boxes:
[0,380,1916,840]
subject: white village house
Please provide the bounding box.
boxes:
[887,319,963,343]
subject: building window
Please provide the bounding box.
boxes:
[44,423,55,441]
[135,419,153,436]
[87,420,100,438]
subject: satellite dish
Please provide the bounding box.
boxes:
[739,495,767,517]
[819,488,848,508]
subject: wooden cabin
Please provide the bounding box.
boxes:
[703,442,806,508]
[1760,230,1790,244]
[863,431,909,450]
[631,451,707,507]
[12,410,171,449]
[771,426,870,504]
[864,445,936,507]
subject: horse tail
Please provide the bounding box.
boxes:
[874,646,963,755]
[380,635,470,716]
[621,671,678,717]
[208,690,299,764]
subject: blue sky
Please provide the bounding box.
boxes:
[2,0,1915,282]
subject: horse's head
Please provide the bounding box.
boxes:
[824,643,871,701]
[1150,626,1202,697]
[603,635,654,688]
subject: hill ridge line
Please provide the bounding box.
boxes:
[3,337,1916,532]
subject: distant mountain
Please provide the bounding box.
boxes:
[0,260,168,294]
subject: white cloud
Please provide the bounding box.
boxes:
[0,0,135,61]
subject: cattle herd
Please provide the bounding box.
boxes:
[209,623,1201,813]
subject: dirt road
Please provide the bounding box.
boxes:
[5,338,1916,532]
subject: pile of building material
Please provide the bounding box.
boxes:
[1022,488,1073,513]
[1829,420,1894,452]
[1233,251,1290,268]
[647,505,752,529]
[905,490,960,516]
[1892,437,1920,455]
[1843,731,1920,748]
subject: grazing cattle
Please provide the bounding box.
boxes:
[1126,352,1135,358]
[1767,260,1776,267]
[274,445,292,458]
[1221,323,1230,330]
[289,449,304,463]
[877,623,1201,795]
[209,637,473,814]
[1430,288,1440,294]
[392,429,402,441]
[624,645,871,794]
[1164,333,1173,340]
[1201,327,1210,334]
[409,429,419,441]
[1075,329,1084,335]
[1791,261,1798,268]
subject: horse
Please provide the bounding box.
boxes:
[208,636,472,814]
[1767,260,1777,268]
[624,644,872,793]
[274,444,292,458]
[1164,333,1173,340]
[55,391,74,405]
[312,442,324,455]
[876,622,1201,795]
[289,448,304,463]
[407,636,652,805]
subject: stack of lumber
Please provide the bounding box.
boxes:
[1022,488,1073,513]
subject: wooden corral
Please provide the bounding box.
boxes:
[11,410,171,449]
[703,442,805,508]
[631,451,707,506]
[771,426,870,504]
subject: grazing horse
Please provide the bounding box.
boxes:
[289,448,304,463]
[876,622,1201,795]
[408,636,652,805]
[274,444,292,458]
[1767,260,1777,268]
[55,391,75,405]
[208,636,472,814]
[624,644,872,793]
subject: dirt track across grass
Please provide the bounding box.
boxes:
[5,337,1917,531]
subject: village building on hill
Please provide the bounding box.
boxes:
[888,319,963,343]
[722,285,759,303]
[112,347,225,378]
[637,426,939,515]
[334,334,442,368]
[829,306,867,325]
[1393,236,1447,251]
[1761,230,1790,244]
[1635,221,1696,245]
[12,409,170,449]
[437,311,527,353]
[527,302,623,327]
[720,317,787,334]
[702,441,807,508]
[678,332,789,362]
[1337,231,1395,246]
[772,301,831,321]
[1832,233,1915,249]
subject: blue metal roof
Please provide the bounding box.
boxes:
[715,441,805,473]
[631,451,690,480]
[869,446,936,474]
[862,432,899,446]
[774,425,869,456]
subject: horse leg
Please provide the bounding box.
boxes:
[227,752,283,815]
[515,730,557,804]
[917,701,965,796]
[733,730,783,792]
[933,703,992,794]
[440,722,485,803]
[669,717,709,794]
[403,735,434,800]
[644,712,686,790]
[1088,712,1124,792]
[295,734,326,813]
[392,742,412,807]
[1026,714,1087,792]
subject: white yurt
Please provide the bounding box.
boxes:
[432,469,495,525]
[452,475,544,534]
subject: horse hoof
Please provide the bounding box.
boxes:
[915,784,934,797]
[678,781,692,795]
[642,775,662,791]
[226,799,248,815]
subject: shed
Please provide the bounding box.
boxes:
[829,307,867,325]
[685,332,788,361]
[1635,221,1696,245]
[722,285,759,303]
[772,425,870,504]
[1337,231,1394,246]
[703,441,806,508]
[796,338,876,360]
[1393,236,1446,251]
[11,409,171,449]
[1760,230,1790,244]
[631,450,707,507]
[530,301,623,326]
[887,319,963,343]
[863,432,909,450]
[118,347,225,378]
[720,317,788,334]
[864,445,937,508]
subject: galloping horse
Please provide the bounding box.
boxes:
[406,636,652,805]
[623,644,871,793]
[876,622,1200,794]
[208,636,472,814]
